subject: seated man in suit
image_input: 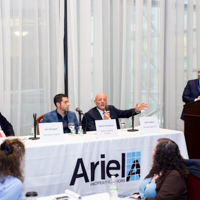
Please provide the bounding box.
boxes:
[181,68,200,120]
[0,113,15,137]
[82,93,147,131]
[42,94,79,133]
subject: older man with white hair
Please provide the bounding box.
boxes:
[82,93,147,131]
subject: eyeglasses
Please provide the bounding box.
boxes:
[198,71,200,74]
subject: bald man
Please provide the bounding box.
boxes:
[82,93,147,131]
[181,68,200,120]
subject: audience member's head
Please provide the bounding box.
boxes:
[150,138,186,178]
[0,138,25,183]
[94,93,107,111]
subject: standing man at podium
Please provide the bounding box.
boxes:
[181,68,200,120]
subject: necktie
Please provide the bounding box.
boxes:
[102,111,105,119]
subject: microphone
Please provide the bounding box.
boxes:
[76,107,84,124]
[76,107,83,114]
[105,105,109,111]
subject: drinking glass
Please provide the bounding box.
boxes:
[120,121,126,129]
[68,122,75,135]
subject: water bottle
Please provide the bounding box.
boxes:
[78,125,83,136]
[109,176,118,200]
[141,194,146,199]
[30,128,34,136]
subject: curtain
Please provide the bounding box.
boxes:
[68,0,198,131]
[0,0,65,136]
[164,0,198,130]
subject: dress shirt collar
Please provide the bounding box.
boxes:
[56,110,68,119]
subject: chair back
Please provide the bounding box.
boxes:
[186,173,200,200]
[36,114,44,135]
[184,159,200,200]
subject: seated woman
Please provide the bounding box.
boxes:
[0,138,25,200]
[131,138,187,200]
[0,112,15,136]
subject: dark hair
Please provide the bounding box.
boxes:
[146,138,186,184]
[0,138,25,183]
[53,94,68,107]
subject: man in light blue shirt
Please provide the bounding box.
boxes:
[42,94,79,133]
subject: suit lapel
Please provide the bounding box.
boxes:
[94,107,103,120]
[195,79,200,94]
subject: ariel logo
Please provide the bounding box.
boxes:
[126,152,141,181]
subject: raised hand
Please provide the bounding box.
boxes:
[135,103,148,112]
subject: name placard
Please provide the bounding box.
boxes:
[39,122,64,143]
[139,116,160,134]
[95,119,118,139]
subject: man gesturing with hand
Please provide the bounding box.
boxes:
[83,93,147,131]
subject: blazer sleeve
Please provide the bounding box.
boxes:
[182,81,196,103]
[114,107,139,118]
[147,171,186,200]
[42,114,50,123]
[0,113,15,136]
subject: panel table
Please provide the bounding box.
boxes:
[20,128,188,198]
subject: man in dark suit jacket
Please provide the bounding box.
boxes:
[82,93,147,131]
[0,113,15,136]
[181,68,200,120]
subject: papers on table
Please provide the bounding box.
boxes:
[65,189,81,199]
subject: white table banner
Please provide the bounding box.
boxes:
[22,129,188,198]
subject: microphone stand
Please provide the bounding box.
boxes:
[127,111,138,132]
[78,112,82,124]
[82,114,87,134]
[76,111,87,134]
[29,113,40,140]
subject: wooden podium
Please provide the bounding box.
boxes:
[184,100,200,159]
